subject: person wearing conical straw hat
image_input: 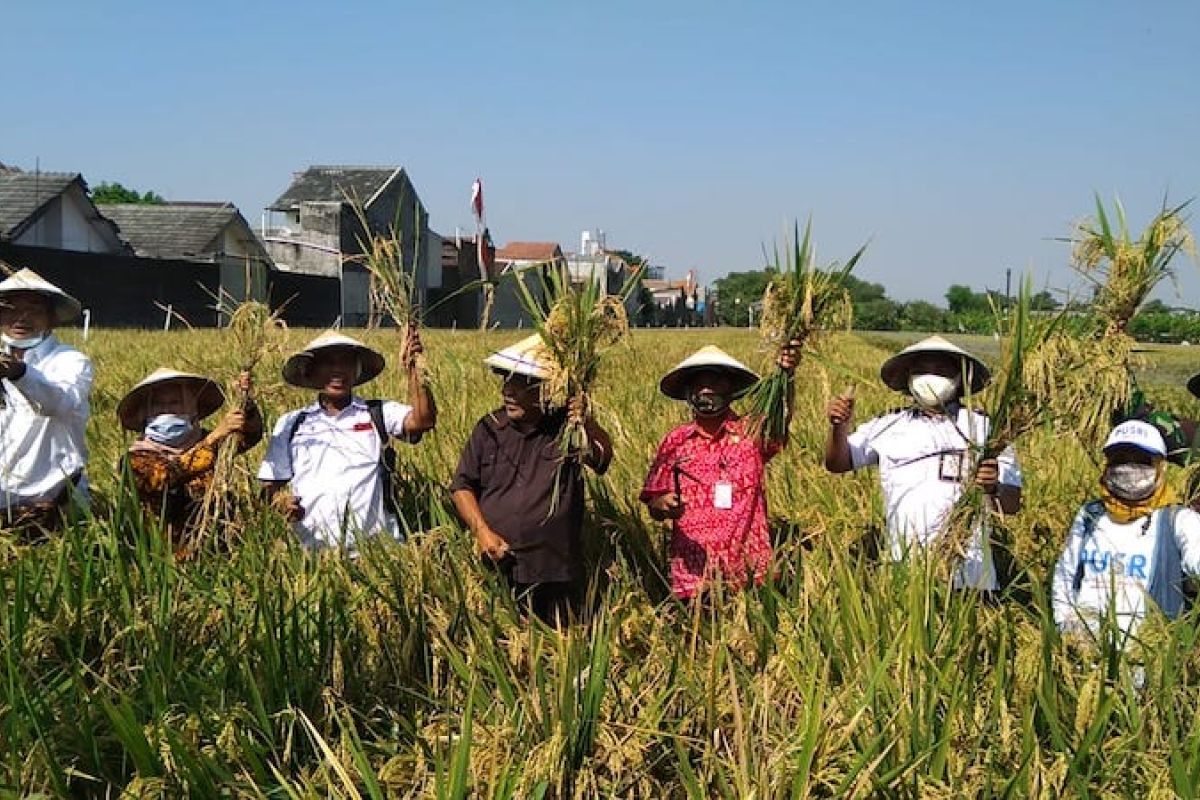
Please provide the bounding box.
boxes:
[1052,420,1200,644]
[0,267,93,537]
[118,368,262,554]
[258,327,436,549]
[450,334,613,627]
[639,339,800,600]
[825,335,1023,590]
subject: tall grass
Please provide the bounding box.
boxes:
[3,327,1200,796]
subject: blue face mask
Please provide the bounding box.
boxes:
[2,332,47,351]
[144,413,196,447]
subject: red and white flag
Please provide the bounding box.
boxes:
[470,178,484,222]
[477,227,495,281]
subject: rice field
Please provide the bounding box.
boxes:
[5,326,1200,797]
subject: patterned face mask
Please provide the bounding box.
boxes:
[1102,462,1159,502]
[687,391,730,418]
[144,413,196,447]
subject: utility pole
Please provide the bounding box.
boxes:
[1005,268,1012,307]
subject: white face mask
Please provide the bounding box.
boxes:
[909,373,959,409]
[144,413,197,447]
[2,332,48,351]
[1103,462,1160,501]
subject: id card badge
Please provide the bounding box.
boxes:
[938,452,964,482]
[714,481,734,509]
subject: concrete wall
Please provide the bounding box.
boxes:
[263,201,342,277]
[340,264,371,326]
[490,263,544,329]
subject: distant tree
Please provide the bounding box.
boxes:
[854,298,902,331]
[91,182,166,205]
[900,300,946,332]
[1139,298,1172,315]
[945,284,988,314]
[713,269,775,325]
[1030,290,1061,312]
[607,249,648,271]
[842,274,889,304]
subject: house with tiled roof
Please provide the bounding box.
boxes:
[495,241,564,264]
[100,202,273,313]
[262,165,437,326]
[0,168,127,254]
[489,241,565,328]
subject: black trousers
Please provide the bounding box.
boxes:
[507,577,578,628]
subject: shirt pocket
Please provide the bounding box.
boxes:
[478,443,498,486]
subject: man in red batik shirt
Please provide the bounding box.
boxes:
[640,340,798,599]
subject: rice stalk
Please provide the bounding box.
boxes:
[345,196,428,384]
[744,220,866,442]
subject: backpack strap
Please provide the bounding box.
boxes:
[1148,504,1186,619]
[284,410,311,479]
[1072,500,1106,593]
[366,400,400,516]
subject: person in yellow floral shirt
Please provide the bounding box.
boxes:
[117,368,262,555]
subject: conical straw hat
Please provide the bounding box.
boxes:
[659,345,759,400]
[879,335,990,393]
[1187,371,1200,399]
[484,334,553,380]
[117,368,225,431]
[282,331,386,389]
[0,267,82,324]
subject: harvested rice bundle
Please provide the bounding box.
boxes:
[347,202,428,382]
[744,220,866,442]
[194,295,287,542]
[512,261,639,458]
[1022,327,1136,454]
[1049,196,1195,451]
[1069,195,1196,336]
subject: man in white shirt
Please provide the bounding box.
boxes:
[1053,420,1200,643]
[824,336,1022,589]
[0,267,93,536]
[258,328,436,548]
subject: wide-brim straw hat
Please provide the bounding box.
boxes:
[484,334,553,381]
[0,267,82,324]
[117,368,225,431]
[659,345,759,400]
[282,331,386,389]
[880,335,990,393]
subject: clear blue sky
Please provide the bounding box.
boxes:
[5,1,1199,304]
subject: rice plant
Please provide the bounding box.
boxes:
[3,326,1200,796]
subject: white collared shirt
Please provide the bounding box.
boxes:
[848,406,1022,590]
[0,333,93,511]
[257,396,411,548]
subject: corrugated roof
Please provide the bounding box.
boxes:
[495,242,563,262]
[268,166,403,211]
[101,202,240,260]
[0,171,83,239]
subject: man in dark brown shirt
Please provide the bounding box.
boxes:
[451,335,612,626]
